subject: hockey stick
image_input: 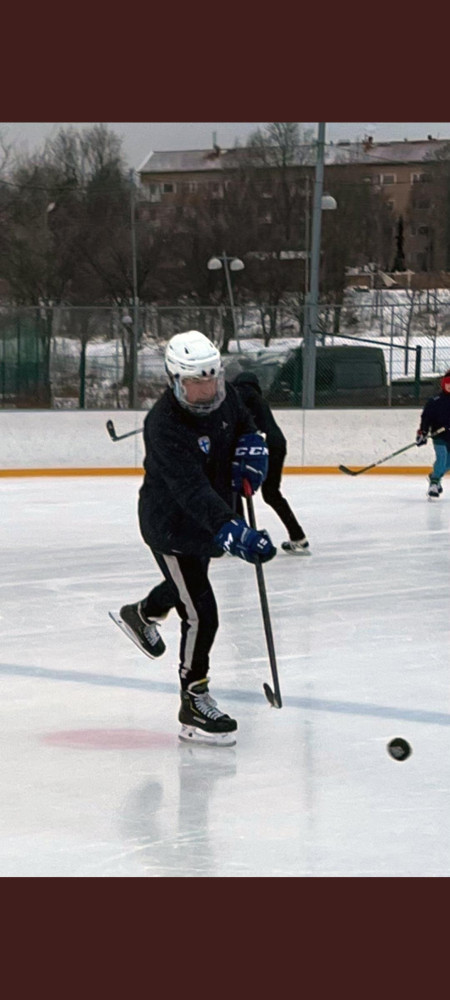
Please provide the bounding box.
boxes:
[243,479,282,709]
[106,419,143,442]
[338,426,446,477]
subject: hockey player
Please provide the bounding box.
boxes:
[119,331,275,746]
[232,370,310,553]
[416,369,450,499]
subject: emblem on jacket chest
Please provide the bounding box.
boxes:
[198,436,211,454]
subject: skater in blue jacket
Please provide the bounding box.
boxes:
[416,370,450,499]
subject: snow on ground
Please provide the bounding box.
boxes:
[48,290,450,407]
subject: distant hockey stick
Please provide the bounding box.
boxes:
[338,427,446,477]
[243,479,282,709]
[106,419,143,442]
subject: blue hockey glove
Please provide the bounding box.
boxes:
[214,518,276,564]
[416,429,428,447]
[232,433,268,495]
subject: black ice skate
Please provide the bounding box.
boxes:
[427,480,441,501]
[113,601,167,658]
[178,678,237,746]
[281,538,311,555]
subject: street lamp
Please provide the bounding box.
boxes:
[320,194,337,211]
[304,182,337,296]
[302,123,337,409]
[207,251,245,354]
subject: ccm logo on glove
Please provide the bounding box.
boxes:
[232,433,269,495]
[234,445,267,456]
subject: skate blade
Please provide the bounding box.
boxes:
[282,547,311,556]
[178,724,237,747]
[108,611,164,660]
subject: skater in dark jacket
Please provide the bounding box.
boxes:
[416,369,450,499]
[118,332,275,746]
[232,371,310,553]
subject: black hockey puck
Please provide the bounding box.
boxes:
[387,737,412,761]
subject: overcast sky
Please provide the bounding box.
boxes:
[2,122,450,170]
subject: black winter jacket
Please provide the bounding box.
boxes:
[419,392,450,444]
[138,383,256,556]
[232,372,287,452]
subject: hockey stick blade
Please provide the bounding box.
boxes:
[338,464,358,476]
[106,420,118,441]
[106,420,143,442]
[263,682,282,708]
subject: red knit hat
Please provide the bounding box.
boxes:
[441,370,450,392]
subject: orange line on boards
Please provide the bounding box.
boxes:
[0,466,432,478]
[0,468,143,478]
[283,467,431,476]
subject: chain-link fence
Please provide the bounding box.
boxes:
[1,298,450,409]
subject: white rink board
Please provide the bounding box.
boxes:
[0,407,431,471]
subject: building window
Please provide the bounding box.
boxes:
[163,182,175,194]
[381,174,396,185]
[144,183,161,203]
[418,225,429,236]
[411,172,432,184]
[256,181,273,198]
[188,182,198,193]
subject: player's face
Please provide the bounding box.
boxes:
[183,376,218,403]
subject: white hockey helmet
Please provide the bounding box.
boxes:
[165,331,225,413]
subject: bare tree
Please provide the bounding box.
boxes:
[245,123,314,245]
[317,166,395,330]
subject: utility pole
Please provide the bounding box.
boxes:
[129,169,139,410]
[302,123,326,409]
[304,175,311,299]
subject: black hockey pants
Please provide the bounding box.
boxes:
[142,551,219,689]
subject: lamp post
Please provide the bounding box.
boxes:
[129,169,139,409]
[302,123,337,409]
[207,251,245,353]
[304,183,337,297]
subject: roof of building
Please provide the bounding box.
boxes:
[326,138,450,166]
[138,138,450,176]
[137,147,241,173]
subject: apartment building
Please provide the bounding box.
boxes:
[137,135,450,275]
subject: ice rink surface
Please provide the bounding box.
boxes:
[1,472,449,878]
